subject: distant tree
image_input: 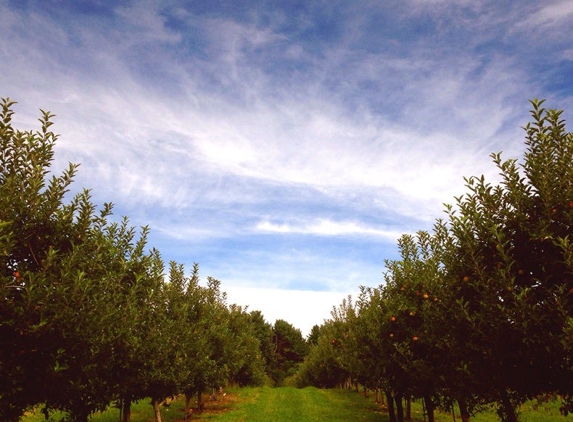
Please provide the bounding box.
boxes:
[306,324,321,346]
[249,310,276,381]
[271,319,309,385]
[293,319,350,389]
[226,305,265,387]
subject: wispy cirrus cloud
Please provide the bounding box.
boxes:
[2,0,572,329]
[522,0,573,27]
[2,1,532,239]
[256,219,405,240]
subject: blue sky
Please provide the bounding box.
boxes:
[2,0,573,335]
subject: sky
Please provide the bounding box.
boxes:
[1,0,573,336]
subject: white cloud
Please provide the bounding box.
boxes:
[224,286,356,336]
[562,50,573,61]
[508,1,573,46]
[526,0,573,26]
[114,4,183,45]
[2,2,527,220]
[256,219,405,240]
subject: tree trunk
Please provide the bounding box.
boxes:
[424,396,435,422]
[70,410,89,422]
[458,398,471,422]
[500,390,518,422]
[405,397,411,421]
[184,393,193,421]
[152,399,163,422]
[395,393,405,422]
[121,398,131,422]
[197,389,204,413]
[386,390,397,422]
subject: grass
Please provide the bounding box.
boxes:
[21,398,188,422]
[20,387,568,421]
[200,386,386,422]
[407,397,565,422]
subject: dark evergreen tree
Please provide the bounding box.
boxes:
[271,319,309,385]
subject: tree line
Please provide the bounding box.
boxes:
[0,98,309,422]
[292,100,573,422]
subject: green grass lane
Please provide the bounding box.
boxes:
[202,388,567,422]
[204,386,387,422]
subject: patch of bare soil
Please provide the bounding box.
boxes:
[176,392,241,421]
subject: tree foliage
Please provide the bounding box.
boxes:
[0,98,267,422]
[271,319,309,385]
[296,100,573,422]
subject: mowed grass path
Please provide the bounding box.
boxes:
[201,388,566,422]
[200,386,387,422]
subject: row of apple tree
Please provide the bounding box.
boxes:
[0,97,309,422]
[293,100,573,422]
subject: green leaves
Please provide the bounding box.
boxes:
[296,101,573,421]
[0,98,267,422]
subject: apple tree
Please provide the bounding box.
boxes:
[0,98,166,421]
[439,100,573,422]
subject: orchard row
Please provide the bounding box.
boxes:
[0,98,308,422]
[293,100,573,422]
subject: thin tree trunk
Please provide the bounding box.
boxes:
[395,393,405,422]
[458,398,471,422]
[406,396,412,421]
[152,399,163,422]
[386,390,397,422]
[197,389,204,413]
[184,393,193,421]
[121,398,132,422]
[424,396,435,422]
[379,388,386,406]
[500,390,518,422]
[70,410,89,422]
